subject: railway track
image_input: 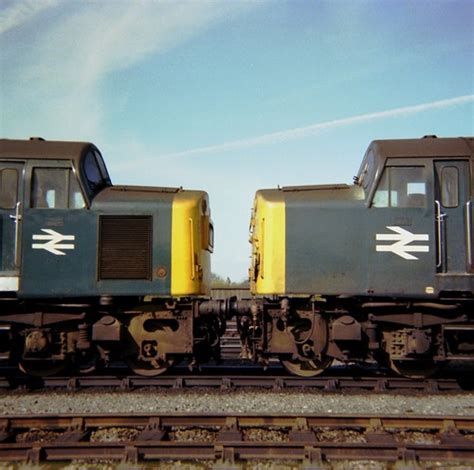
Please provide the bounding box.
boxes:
[0,370,467,393]
[0,413,473,466]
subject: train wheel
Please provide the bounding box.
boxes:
[126,357,174,376]
[388,359,438,379]
[19,360,65,377]
[281,357,332,377]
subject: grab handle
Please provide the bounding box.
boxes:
[9,202,22,269]
[435,201,444,269]
[467,201,473,269]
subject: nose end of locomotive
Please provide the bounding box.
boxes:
[171,190,214,297]
[249,190,286,296]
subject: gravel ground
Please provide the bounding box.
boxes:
[1,389,473,469]
[0,388,472,416]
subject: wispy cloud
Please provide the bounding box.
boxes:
[0,0,60,35]
[159,94,474,159]
[1,2,255,140]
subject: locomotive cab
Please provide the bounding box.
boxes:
[358,137,473,297]
[0,139,111,293]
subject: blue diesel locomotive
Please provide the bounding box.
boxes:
[243,136,473,378]
[0,138,225,376]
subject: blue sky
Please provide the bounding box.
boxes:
[1,0,473,280]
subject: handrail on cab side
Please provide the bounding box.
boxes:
[467,200,473,270]
[8,201,22,270]
[435,200,444,270]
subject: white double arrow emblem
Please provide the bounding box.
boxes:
[376,226,429,260]
[32,229,75,256]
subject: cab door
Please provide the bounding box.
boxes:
[20,163,98,297]
[434,160,471,274]
[0,162,24,291]
[368,161,436,297]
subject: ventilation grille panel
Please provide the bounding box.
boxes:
[99,216,152,280]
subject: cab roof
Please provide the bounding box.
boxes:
[357,136,473,182]
[368,136,473,160]
[0,138,97,164]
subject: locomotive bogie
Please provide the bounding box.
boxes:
[236,296,474,378]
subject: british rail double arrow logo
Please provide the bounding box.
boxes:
[32,229,75,256]
[375,226,430,260]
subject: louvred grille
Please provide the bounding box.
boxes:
[99,216,152,280]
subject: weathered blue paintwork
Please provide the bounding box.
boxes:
[92,186,174,297]
[0,139,177,299]
[21,209,98,297]
[19,188,176,298]
[285,137,473,299]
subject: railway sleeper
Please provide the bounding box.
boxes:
[0,414,473,465]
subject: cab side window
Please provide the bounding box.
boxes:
[0,169,19,209]
[84,152,102,190]
[372,167,426,208]
[31,168,85,209]
[440,166,459,208]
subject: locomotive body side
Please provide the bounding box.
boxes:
[251,137,473,299]
[284,184,368,296]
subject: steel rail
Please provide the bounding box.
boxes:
[0,371,466,392]
[0,413,473,466]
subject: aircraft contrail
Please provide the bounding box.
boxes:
[160,94,474,159]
